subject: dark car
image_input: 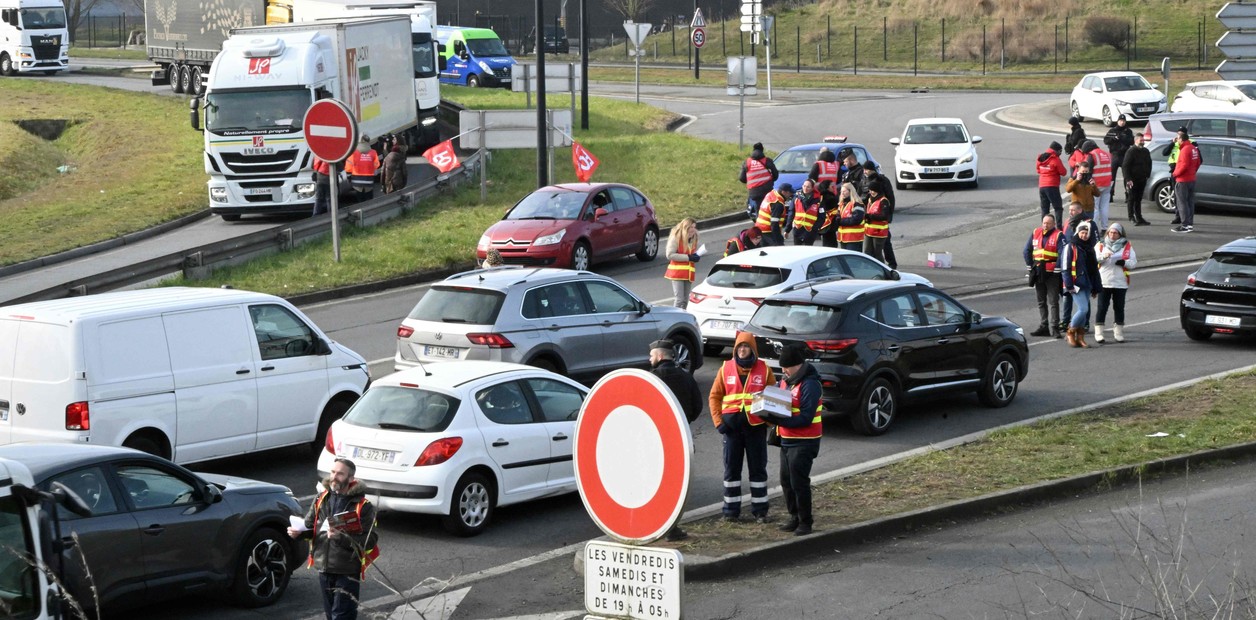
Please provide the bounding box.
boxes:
[740,280,1029,435]
[1145,137,1256,213]
[475,183,660,271]
[1180,236,1256,340]
[0,444,304,615]
[773,138,882,194]
[1142,110,1256,146]
[525,24,569,54]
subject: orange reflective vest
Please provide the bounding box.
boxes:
[836,200,865,244]
[756,191,787,232]
[1031,227,1063,273]
[719,359,768,426]
[346,150,380,189]
[725,236,745,257]
[864,197,890,238]
[793,195,818,231]
[1089,149,1113,188]
[308,491,380,579]
[664,239,696,282]
[816,160,839,184]
[745,157,773,189]
[776,377,822,439]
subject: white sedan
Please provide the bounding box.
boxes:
[1070,71,1167,126]
[317,361,587,536]
[687,246,932,356]
[1171,80,1256,114]
[888,117,982,189]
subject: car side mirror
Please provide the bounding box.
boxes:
[888,270,901,281]
[1092,86,1102,93]
[1152,84,1160,90]
[971,136,983,144]
[889,137,901,145]
[969,311,983,324]
[203,483,223,504]
[313,339,332,355]
[459,51,470,61]
[638,300,651,314]
[594,207,609,219]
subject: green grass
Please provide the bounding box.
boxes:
[0,80,205,266]
[677,372,1256,557]
[68,47,148,61]
[171,86,746,295]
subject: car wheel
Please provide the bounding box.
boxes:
[636,226,659,262]
[1184,324,1213,341]
[467,73,480,88]
[702,344,724,357]
[1154,181,1176,214]
[0,54,15,77]
[1101,105,1115,127]
[967,179,979,190]
[571,241,591,271]
[851,376,896,436]
[189,66,204,96]
[978,353,1019,408]
[231,528,292,608]
[528,356,561,373]
[311,398,353,453]
[1070,100,1083,122]
[123,433,165,458]
[443,472,494,537]
[670,334,696,374]
[170,63,184,93]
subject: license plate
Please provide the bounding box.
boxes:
[424,344,460,359]
[353,447,395,463]
[708,319,743,330]
[246,187,273,195]
[923,167,948,174]
[1205,315,1241,327]
[1137,106,1154,112]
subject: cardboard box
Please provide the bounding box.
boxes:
[927,251,952,269]
[750,386,793,418]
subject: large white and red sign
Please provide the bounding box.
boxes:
[302,99,359,164]
[574,369,692,544]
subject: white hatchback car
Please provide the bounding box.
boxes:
[687,246,932,356]
[317,361,587,536]
[1071,71,1167,126]
[1171,80,1256,114]
[888,117,982,189]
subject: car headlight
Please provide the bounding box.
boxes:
[478,61,491,72]
[477,234,490,250]
[898,157,913,165]
[534,229,567,246]
[296,183,315,199]
[1112,99,1128,106]
[958,153,974,164]
[209,187,228,203]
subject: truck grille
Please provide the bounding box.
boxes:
[32,44,59,60]
[220,150,299,175]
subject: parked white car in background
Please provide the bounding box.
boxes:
[1171,80,1256,114]
[1070,71,1167,126]
[888,117,982,189]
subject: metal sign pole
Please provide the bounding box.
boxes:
[478,110,487,203]
[569,63,576,124]
[547,111,555,182]
[330,162,341,262]
[739,83,745,149]
[766,28,773,100]
[634,46,641,103]
[525,63,532,110]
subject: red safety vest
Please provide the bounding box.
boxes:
[308,491,380,579]
[719,359,768,426]
[776,377,822,439]
[664,239,696,282]
[816,160,839,184]
[793,195,819,231]
[745,157,773,189]
[1031,227,1063,273]
[724,236,745,257]
[755,191,787,232]
[836,200,865,244]
[1089,149,1113,188]
[864,197,890,238]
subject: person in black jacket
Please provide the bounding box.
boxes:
[739,142,779,217]
[1121,133,1153,226]
[856,161,898,268]
[648,338,703,541]
[1064,116,1087,172]
[1103,114,1135,195]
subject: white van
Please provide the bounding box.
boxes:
[0,287,369,464]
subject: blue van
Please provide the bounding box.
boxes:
[435,26,516,88]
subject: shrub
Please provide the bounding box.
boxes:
[1085,15,1130,51]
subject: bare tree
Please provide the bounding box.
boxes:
[63,0,103,44]
[603,0,655,24]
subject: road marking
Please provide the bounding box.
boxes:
[384,586,468,620]
[1027,315,1176,347]
[979,104,1062,136]
[961,261,1204,301]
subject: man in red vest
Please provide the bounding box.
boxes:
[1081,140,1114,230]
[807,147,840,186]
[345,138,381,202]
[1023,214,1066,338]
[759,343,822,536]
[708,332,775,522]
[739,142,779,218]
[290,458,379,620]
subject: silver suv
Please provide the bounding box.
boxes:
[395,267,704,378]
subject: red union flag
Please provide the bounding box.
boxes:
[422,140,460,174]
[571,141,600,182]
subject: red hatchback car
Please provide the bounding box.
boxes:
[475,183,660,271]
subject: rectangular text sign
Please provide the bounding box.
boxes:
[584,541,682,619]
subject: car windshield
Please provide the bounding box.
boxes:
[1198,252,1256,280]
[343,386,460,432]
[904,124,967,144]
[19,7,66,28]
[1104,75,1153,92]
[408,286,505,325]
[204,88,309,135]
[413,38,438,79]
[467,37,509,57]
[507,190,587,220]
[749,300,841,334]
[705,265,790,289]
[774,148,819,173]
[1237,84,1256,100]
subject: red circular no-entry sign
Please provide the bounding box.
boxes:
[302,99,359,163]
[574,369,693,544]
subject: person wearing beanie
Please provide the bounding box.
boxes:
[1077,139,1115,229]
[1065,160,1101,219]
[807,147,840,186]
[740,141,779,218]
[1036,141,1068,223]
[854,160,898,268]
[724,225,763,257]
[754,182,794,246]
[345,137,381,202]
[381,139,408,194]
[1093,222,1138,343]
[757,343,822,536]
[1064,116,1087,165]
[1061,222,1101,348]
[1103,114,1135,203]
[708,332,776,523]
[1121,132,1152,225]
[862,179,892,264]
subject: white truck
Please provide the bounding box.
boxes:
[289,0,441,151]
[191,16,417,220]
[0,0,69,76]
[0,457,89,619]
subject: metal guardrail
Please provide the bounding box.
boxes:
[7,101,480,305]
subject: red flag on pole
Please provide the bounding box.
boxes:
[571,141,600,182]
[422,140,460,174]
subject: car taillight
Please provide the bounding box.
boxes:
[415,437,463,466]
[806,338,858,353]
[397,325,414,338]
[324,425,336,454]
[1143,126,1152,142]
[467,333,514,348]
[65,402,89,430]
[1187,274,1196,285]
[735,297,763,306]
[689,292,709,304]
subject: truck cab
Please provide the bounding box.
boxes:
[0,0,69,76]
[436,26,514,88]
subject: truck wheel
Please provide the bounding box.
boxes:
[1,53,15,77]
[189,66,204,96]
[466,73,480,88]
[170,64,184,93]
[178,65,193,95]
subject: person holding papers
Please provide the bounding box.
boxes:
[759,344,823,536]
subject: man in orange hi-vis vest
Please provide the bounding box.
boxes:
[739,142,779,218]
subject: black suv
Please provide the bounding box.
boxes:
[740,280,1029,435]
[1180,236,1256,340]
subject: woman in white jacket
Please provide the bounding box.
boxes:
[1093,222,1137,343]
